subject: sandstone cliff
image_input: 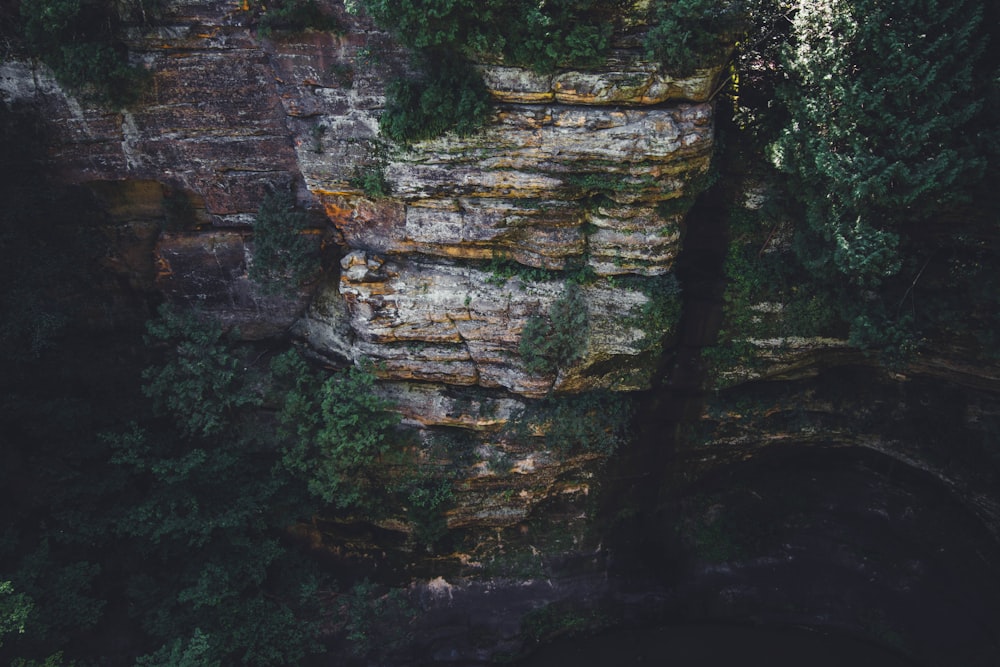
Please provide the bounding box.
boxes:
[0,0,725,539]
[4,1,999,664]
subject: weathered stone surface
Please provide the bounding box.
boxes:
[482,59,726,105]
[0,0,709,569]
[0,8,300,223]
[155,230,311,337]
[300,250,658,397]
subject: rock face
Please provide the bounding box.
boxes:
[0,0,721,552]
[5,2,1000,665]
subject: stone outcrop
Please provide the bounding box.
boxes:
[0,0,720,544]
[6,3,1000,665]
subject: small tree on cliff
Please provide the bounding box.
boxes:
[772,0,988,284]
[248,192,321,295]
[769,0,993,353]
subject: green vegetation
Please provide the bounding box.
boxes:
[17,0,149,107]
[0,582,32,649]
[705,0,999,375]
[520,603,596,644]
[341,580,415,659]
[349,163,391,197]
[644,0,745,76]
[252,0,342,37]
[142,305,263,438]
[355,0,629,143]
[379,54,492,144]
[625,273,684,348]
[486,253,562,286]
[766,0,997,360]
[248,192,321,295]
[356,0,621,72]
[541,391,635,456]
[519,283,588,376]
[507,390,635,457]
[273,352,402,512]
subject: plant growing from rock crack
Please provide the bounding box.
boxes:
[644,0,745,76]
[519,283,588,376]
[273,352,402,513]
[18,0,152,108]
[248,192,321,295]
[379,54,491,144]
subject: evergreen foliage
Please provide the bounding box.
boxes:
[542,391,635,456]
[379,53,491,144]
[141,305,262,439]
[0,582,32,649]
[768,0,995,357]
[644,0,745,76]
[248,192,321,295]
[519,283,589,376]
[772,0,988,279]
[359,0,626,142]
[273,352,402,512]
[253,0,342,37]
[17,0,148,107]
[506,390,635,457]
[356,0,620,71]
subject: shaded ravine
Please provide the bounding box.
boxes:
[597,174,731,573]
[588,165,1000,667]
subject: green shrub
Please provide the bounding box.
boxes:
[342,580,415,660]
[379,54,491,143]
[771,0,989,286]
[19,0,148,107]
[644,0,744,76]
[141,305,262,438]
[275,354,402,512]
[521,604,589,643]
[362,0,625,141]
[349,163,391,198]
[357,0,619,71]
[486,253,561,285]
[401,478,454,547]
[627,273,683,347]
[248,192,320,295]
[519,283,588,376]
[0,581,33,649]
[253,0,342,36]
[541,390,635,456]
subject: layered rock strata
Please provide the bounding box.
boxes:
[0,0,722,534]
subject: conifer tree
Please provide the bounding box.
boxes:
[771,0,988,288]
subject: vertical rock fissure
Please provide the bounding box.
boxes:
[599,178,730,571]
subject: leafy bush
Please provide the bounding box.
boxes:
[248,192,321,295]
[342,580,415,660]
[253,0,342,36]
[771,0,987,285]
[519,283,589,376]
[644,0,745,76]
[362,0,626,141]
[486,253,561,285]
[627,273,683,347]
[0,581,33,649]
[357,0,620,71]
[379,54,491,144]
[18,0,148,107]
[349,163,391,197]
[541,390,635,456]
[274,353,402,512]
[141,305,262,438]
[766,0,993,359]
[401,478,454,547]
